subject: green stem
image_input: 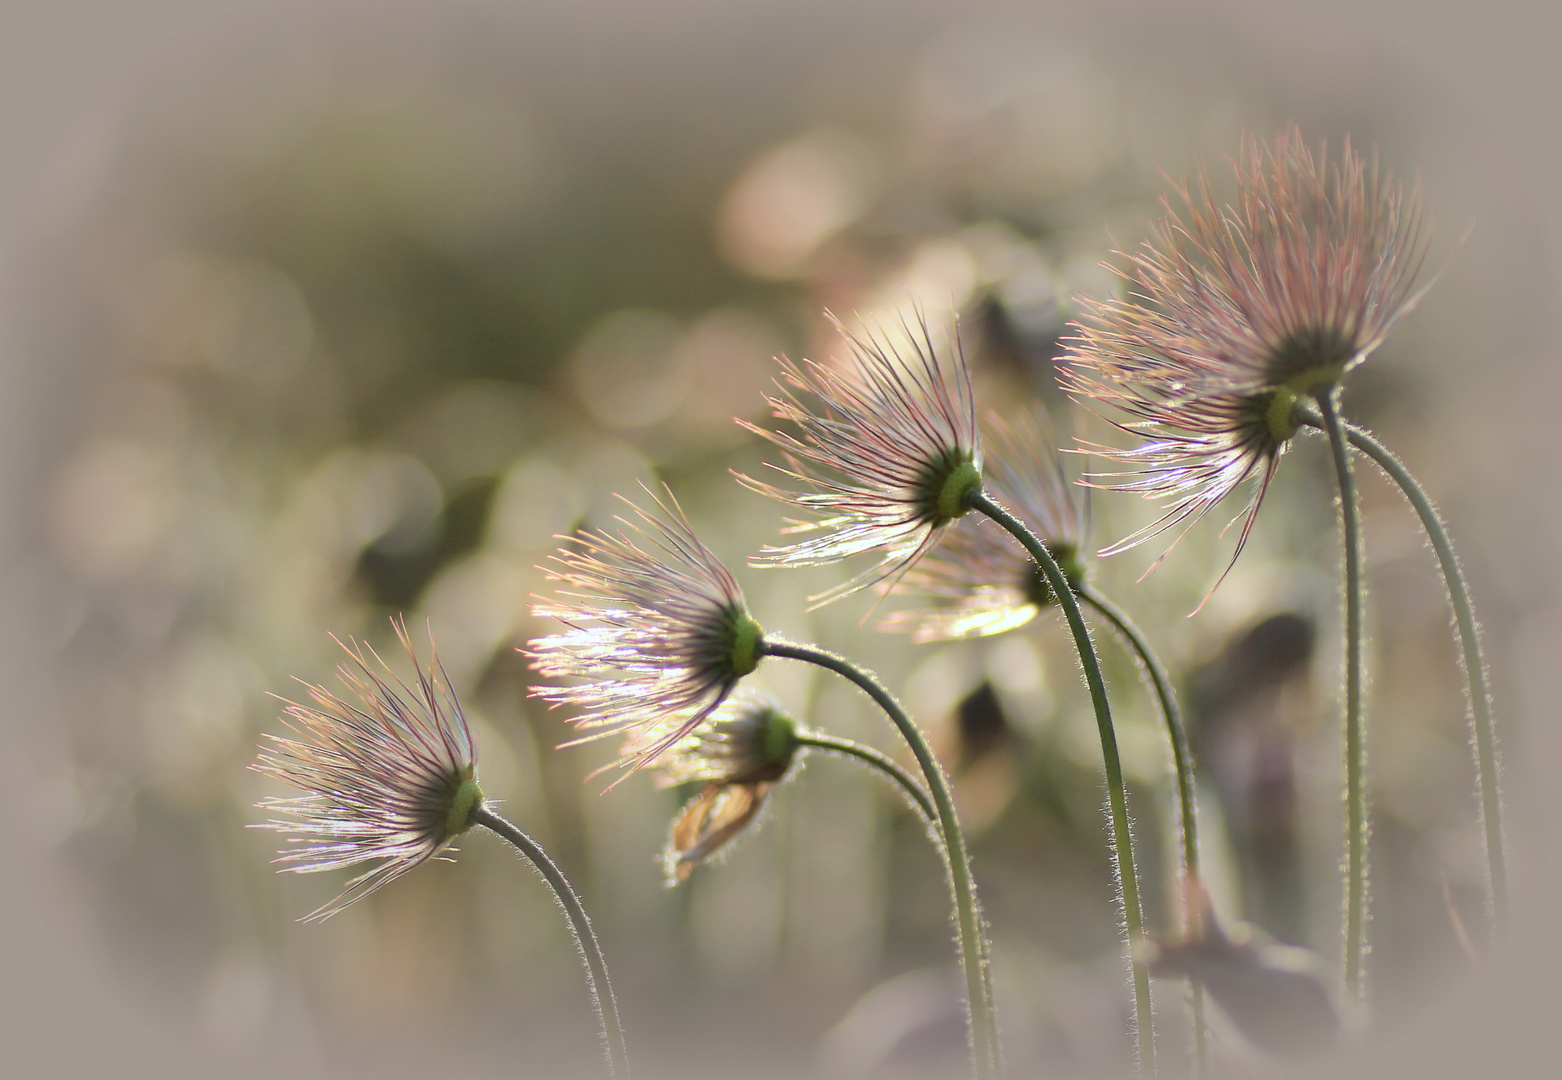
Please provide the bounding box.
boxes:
[1077,588,1199,885]
[1297,407,1508,934]
[797,730,939,826]
[1315,391,1368,1003]
[970,489,1155,1076]
[1079,584,1206,1076]
[475,806,631,1080]
[760,638,1000,1079]
[798,728,989,1057]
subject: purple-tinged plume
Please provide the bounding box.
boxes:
[526,485,764,767]
[252,619,481,922]
[738,314,983,608]
[1063,124,1430,596]
[883,406,1085,642]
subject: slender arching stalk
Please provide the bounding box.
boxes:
[799,725,994,1059]
[759,638,1001,1080]
[474,806,631,1080]
[1295,405,1508,933]
[1077,587,1199,895]
[970,488,1156,1076]
[1078,583,1206,1075]
[798,727,988,1061]
[796,730,938,826]
[1314,390,1368,1003]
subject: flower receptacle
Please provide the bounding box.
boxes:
[1264,386,1303,444]
[759,707,799,770]
[934,457,983,525]
[444,770,484,836]
[726,611,764,679]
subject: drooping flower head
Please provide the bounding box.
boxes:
[1146,876,1339,1058]
[526,485,764,767]
[251,619,482,922]
[626,688,800,883]
[1062,124,1430,589]
[737,312,983,608]
[883,406,1086,642]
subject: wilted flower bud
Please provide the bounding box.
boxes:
[630,689,801,883]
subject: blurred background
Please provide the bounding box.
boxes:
[0,1,1558,1078]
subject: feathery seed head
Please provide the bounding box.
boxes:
[737,312,983,608]
[883,408,1085,642]
[251,619,480,922]
[1063,124,1430,592]
[525,485,764,766]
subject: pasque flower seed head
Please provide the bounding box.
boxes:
[1063,124,1431,595]
[738,313,983,608]
[527,484,764,767]
[252,619,482,921]
[883,407,1086,642]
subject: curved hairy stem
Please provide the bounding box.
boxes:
[760,639,1000,1079]
[1079,584,1206,1075]
[1296,405,1508,933]
[1315,390,1368,1003]
[797,730,938,826]
[1077,587,1199,888]
[970,488,1155,1076]
[475,807,630,1079]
